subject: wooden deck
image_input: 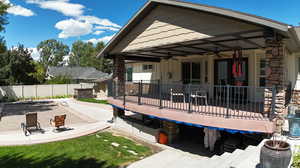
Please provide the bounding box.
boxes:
[108,97,275,133]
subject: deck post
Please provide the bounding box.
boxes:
[138,80,142,105]
[159,80,163,109]
[226,85,230,118]
[188,83,191,113]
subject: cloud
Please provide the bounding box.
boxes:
[78,16,121,28]
[95,26,120,32]
[86,34,116,44]
[28,47,40,60]
[1,0,35,17]
[24,0,121,39]
[55,19,93,38]
[93,30,104,35]
[26,0,84,17]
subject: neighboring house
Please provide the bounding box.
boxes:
[99,0,300,142]
[47,66,111,98]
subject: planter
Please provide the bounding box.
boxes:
[260,140,292,168]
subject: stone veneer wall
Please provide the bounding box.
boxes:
[113,56,125,97]
[264,37,286,133]
[292,90,300,107]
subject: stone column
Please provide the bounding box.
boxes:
[113,56,125,96]
[264,34,286,133]
[113,55,125,118]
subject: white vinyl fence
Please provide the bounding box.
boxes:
[0,83,94,99]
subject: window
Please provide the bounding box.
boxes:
[258,57,267,87]
[142,64,153,71]
[126,67,133,82]
[182,62,201,84]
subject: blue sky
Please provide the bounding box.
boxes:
[2,0,300,59]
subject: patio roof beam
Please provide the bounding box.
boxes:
[201,39,235,50]
[123,55,161,62]
[234,35,264,49]
[123,52,167,58]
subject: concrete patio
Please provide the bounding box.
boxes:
[0,99,113,146]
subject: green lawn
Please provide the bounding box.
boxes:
[0,132,152,168]
[77,98,109,105]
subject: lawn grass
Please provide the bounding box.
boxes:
[0,132,152,168]
[77,98,109,105]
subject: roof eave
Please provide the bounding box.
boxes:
[98,0,290,58]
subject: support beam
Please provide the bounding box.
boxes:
[123,55,161,62]
[234,35,264,49]
[201,39,234,50]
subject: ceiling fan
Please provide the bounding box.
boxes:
[203,47,231,57]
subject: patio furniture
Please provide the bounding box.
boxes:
[50,114,66,132]
[21,113,42,136]
[170,88,186,103]
[191,90,208,106]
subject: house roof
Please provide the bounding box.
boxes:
[98,0,297,58]
[47,67,110,80]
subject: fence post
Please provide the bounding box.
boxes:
[159,80,162,109]
[66,83,69,96]
[21,85,24,100]
[138,80,142,105]
[226,85,230,118]
[123,81,126,106]
[270,85,277,118]
[51,84,54,97]
[188,83,191,113]
[35,85,38,99]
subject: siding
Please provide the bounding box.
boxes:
[112,5,260,53]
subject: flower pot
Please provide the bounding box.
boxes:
[260,140,292,168]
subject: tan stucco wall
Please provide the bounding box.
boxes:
[127,48,299,102]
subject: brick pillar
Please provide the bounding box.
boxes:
[265,35,286,133]
[162,121,179,144]
[113,56,125,118]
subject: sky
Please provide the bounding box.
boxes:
[2,0,300,60]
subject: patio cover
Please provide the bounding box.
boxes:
[98,0,300,62]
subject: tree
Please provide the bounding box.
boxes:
[32,61,46,84]
[68,41,112,74]
[37,39,70,68]
[0,1,8,32]
[0,45,37,85]
[95,42,112,74]
[69,40,95,67]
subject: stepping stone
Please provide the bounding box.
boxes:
[128,150,138,155]
[111,142,120,147]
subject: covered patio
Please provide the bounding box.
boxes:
[99,0,297,133]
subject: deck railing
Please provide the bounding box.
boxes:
[109,80,276,120]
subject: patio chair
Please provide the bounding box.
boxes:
[190,90,208,106]
[170,88,186,103]
[50,114,66,132]
[21,113,42,136]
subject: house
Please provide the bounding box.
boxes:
[98,0,300,145]
[47,66,111,98]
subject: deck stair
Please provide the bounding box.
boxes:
[203,141,264,168]
[128,141,265,168]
